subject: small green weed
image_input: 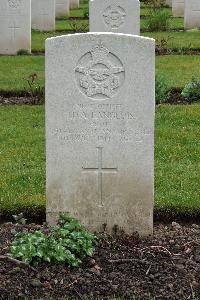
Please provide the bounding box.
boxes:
[155,74,169,104]
[17,49,30,56]
[155,36,173,54]
[83,7,89,19]
[9,214,97,266]
[24,73,45,104]
[177,44,192,55]
[181,76,200,103]
[12,212,27,225]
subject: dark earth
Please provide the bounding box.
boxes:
[0,221,200,299]
[0,89,190,106]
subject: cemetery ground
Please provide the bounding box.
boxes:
[0,1,200,299]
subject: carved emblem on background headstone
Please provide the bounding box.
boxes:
[8,0,21,9]
[103,5,126,29]
[75,42,125,100]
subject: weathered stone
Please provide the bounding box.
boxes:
[32,0,55,32]
[184,0,200,30]
[172,0,184,17]
[46,33,155,236]
[172,222,182,229]
[30,278,42,287]
[165,0,172,7]
[70,0,79,9]
[89,0,140,35]
[0,0,31,55]
[56,0,70,18]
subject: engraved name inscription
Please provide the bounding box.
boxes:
[75,41,125,100]
[51,103,153,144]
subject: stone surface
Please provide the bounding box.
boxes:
[70,0,79,9]
[89,0,140,35]
[56,0,70,18]
[32,0,55,32]
[0,0,31,55]
[46,33,155,236]
[172,0,184,17]
[184,0,200,29]
[165,0,172,6]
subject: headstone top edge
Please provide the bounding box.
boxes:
[45,32,155,45]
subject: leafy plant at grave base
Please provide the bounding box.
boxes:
[181,76,200,104]
[9,213,98,266]
[68,19,89,33]
[17,49,30,56]
[155,74,169,104]
[24,73,45,104]
[146,9,170,32]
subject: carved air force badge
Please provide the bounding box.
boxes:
[75,42,125,100]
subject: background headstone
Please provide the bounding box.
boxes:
[32,0,55,32]
[184,0,200,29]
[89,0,140,35]
[172,0,184,17]
[56,0,70,18]
[165,0,172,7]
[70,0,79,9]
[0,0,31,55]
[46,33,155,236]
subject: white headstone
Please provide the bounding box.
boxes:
[46,33,155,236]
[89,0,140,35]
[172,0,184,17]
[70,0,79,9]
[184,0,200,29]
[32,0,55,32]
[56,0,70,18]
[0,0,31,55]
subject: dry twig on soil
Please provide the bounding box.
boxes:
[0,255,37,272]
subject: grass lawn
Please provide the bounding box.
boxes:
[0,55,199,94]
[141,17,184,31]
[156,55,200,89]
[0,105,45,218]
[140,6,172,17]
[31,29,200,53]
[0,105,199,220]
[54,17,184,33]
[155,105,200,218]
[143,30,200,49]
[0,56,44,94]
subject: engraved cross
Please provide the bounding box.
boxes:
[82,147,118,206]
[8,21,20,42]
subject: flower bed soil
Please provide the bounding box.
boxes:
[0,222,200,299]
[0,91,191,106]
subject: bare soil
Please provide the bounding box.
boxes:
[0,91,192,106]
[0,222,200,299]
